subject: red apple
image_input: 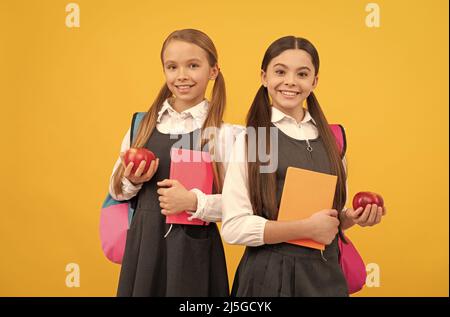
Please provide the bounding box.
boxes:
[124,148,156,175]
[352,191,384,210]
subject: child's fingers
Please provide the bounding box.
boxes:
[357,204,371,224]
[149,159,157,174]
[159,202,168,209]
[158,178,175,188]
[157,187,167,196]
[124,162,133,177]
[134,160,147,177]
[347,207,364,219]
[367,204,378,224]
[326,209,338,218]
[375,207,383,224]
[355,207,364,217]
[145,159,158,178]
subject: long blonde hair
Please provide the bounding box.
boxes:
[112,29,226,196]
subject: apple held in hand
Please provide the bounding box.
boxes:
[352,191,384,210]
[124,148,156,174]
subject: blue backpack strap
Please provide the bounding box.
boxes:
[130,112,146,144]
[127,112,146,225]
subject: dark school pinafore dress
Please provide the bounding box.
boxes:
[231,125,348,297]
[117,128,229,297]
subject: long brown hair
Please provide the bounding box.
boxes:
[246,36,347,221]
[112,29,226,196]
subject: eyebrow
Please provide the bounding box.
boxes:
[164,58,203,65]
[273,63,311,71]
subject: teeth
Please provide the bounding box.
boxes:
[280,91,297,96]
[177,85,192,89]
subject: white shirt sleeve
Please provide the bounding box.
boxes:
[221,130,269,246]
[108,128,143,201]
[188,189,222,223]
[188,124,245,223]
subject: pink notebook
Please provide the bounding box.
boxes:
[165,148,213,225]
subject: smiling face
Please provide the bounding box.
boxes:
[261,49,318,119]
[162,40,218,110]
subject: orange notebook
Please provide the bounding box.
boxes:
[165,148,213,226]
[277,166,338,250]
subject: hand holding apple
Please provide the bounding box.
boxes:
[340,204,384,229]
[124,148,156,174]
[352,191,384,210]
[120,148,159,185]
[339,191,387,230]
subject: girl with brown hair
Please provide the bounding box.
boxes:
[221,36,385,296]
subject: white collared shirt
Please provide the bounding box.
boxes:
[156,98,209,134]
[221,107,348,246]
[108,99,244,222]
[271,106,319,140]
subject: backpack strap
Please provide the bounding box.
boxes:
[329,124,347,158]
[330,124,348,244]
[130,112,146,145]
[127,112,146,221]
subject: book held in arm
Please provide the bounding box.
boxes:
[165,148,213,226]
[277,166,338,250]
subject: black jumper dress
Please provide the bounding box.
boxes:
[117,128,229,297]
[231,126,348,297]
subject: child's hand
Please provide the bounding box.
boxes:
[157,179,198,216]
[342,204,386,229]
[120,151,159,185]
[307,209,340,245]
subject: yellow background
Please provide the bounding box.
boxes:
[0,0,448,296]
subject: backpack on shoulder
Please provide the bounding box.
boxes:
[330,124,367,295]
[99,112,145,264]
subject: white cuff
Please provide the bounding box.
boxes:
[187,188,207,220]
[121,177,143,194]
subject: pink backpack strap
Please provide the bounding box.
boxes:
[329,124,347,157]
[329,124,367,294]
